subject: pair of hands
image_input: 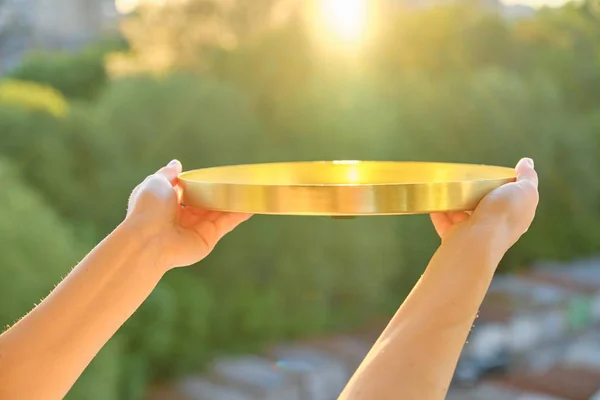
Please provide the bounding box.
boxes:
[125,158,539,273]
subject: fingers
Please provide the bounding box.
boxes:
[155,159,182,186]
[127,160,183,215]
[448,211,470,224]
[430,213,452,237]
[430,211,470,238]
[143,160,183,195]
[515,158,538,190]
[214,212,253,236]
[514,158,539,210]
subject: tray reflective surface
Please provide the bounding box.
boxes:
[178,161,516,216]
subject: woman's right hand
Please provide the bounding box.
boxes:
[431,157,539,249]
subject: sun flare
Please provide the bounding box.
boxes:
[319,0,368,45]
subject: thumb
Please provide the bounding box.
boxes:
[155,159,182,185]
[515,158,538,191]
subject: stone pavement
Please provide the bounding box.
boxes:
[446,385,566,400]
[147,327,600,400]
[163,335,373,400]
[149,307,600,399]
[151,331,600,400]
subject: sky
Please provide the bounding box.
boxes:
[501,0,569,7]
[115,0,571,15]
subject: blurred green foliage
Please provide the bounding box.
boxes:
[7,38,127,101]
[2,0,600,398]
[0,79,69,117]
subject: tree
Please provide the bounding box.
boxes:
[0,0,12,47]
[0,0,28,70]
[371,2,519,76]
[107,0,300,76]
[513,0,600,110]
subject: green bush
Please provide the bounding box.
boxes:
[124,273,214,381]
[8,49,109,101]
[88,73,265,231]
[0,159,124,400]
[0,79,69,117]
[264,68,600,273]
[0,101,110,238]
[81,72,406,385]
[0,160,83,323]
[67,337,124,400]
[382,69,600,265]
[3,3,600,398]
[202,216,402,342]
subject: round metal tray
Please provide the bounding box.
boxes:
[178,161,516,216]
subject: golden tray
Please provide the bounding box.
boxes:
[178,161,516,216]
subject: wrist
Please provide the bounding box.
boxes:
[115,219,169,279]
[471,213,516,250]
[446,218,512,270]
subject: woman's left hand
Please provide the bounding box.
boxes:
[125,160,252,272]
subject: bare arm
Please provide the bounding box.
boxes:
[0,160,250,400]
[340,158,539,400]
[339,222,507,400]
[0,222,163,399]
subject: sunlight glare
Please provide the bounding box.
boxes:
[116,0,168,14]
[116,0,139,14]
[319,0,368,44]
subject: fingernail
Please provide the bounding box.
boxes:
[168,159,179,167]
[525,158,534,168]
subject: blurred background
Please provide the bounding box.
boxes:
[2,0,600,399]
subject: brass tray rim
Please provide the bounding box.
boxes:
[177,160,517,187]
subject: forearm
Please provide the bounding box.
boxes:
[0,220,164,400]
[340,221,509,400]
